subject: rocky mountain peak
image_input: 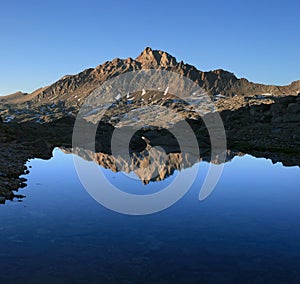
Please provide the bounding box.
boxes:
[136,47,177,68]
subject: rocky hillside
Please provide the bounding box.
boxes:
[1,47,299,124]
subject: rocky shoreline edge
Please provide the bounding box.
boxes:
[0,92,299,204]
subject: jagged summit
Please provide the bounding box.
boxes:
[136,47,177,68]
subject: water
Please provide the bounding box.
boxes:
[0,148,300,283]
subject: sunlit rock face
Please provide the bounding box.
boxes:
[1,47,299,124]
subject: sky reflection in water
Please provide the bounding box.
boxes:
[0,148,299,283]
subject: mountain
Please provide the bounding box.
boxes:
[1,47,299,122]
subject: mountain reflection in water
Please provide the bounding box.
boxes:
[0,148,299,283]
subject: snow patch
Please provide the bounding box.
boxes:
[115,94,122,101]
[164,86,169,96]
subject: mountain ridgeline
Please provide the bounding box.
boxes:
[1,47,300,110]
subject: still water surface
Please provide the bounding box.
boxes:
[1,148,300,283]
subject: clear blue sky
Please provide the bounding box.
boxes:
[0,0,299,95]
